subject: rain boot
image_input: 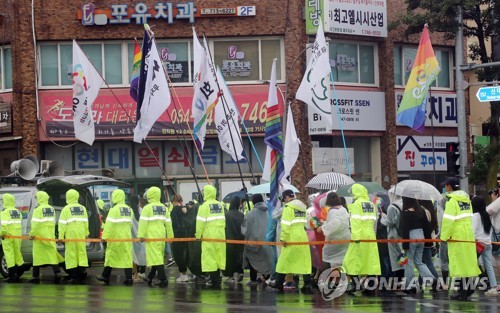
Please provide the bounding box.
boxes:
[4,267,18,283]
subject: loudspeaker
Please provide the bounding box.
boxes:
[47,160,65,177]
[10,158,37,180]
[24,156,40,173]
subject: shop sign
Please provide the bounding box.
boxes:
[0,102,12,134]
[396,135,457,171]
[78,3,256,26]
[312,147,355,175]
[395,91,457,128]
[305,0,387,37]
[308,89,386,134]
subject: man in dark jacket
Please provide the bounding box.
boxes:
[170,194,197,283]
[224,196,245,283]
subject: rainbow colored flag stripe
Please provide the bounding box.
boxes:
[265,104,284,208]
[129,39,142,102]
[396,26,440,132]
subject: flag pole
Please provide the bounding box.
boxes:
[146,25,212,185]
[330,71,351,176]
[429,87,437,187]
[217,69,259,183]
[202,34,256,197]
[72,39,177,194]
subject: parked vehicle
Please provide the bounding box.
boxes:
[0,175,130,278]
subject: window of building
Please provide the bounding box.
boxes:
[393,46,453,89]
[212,38,283,82]
[329,41,377,86]
[0,46,12,91]
[39,37,285,88]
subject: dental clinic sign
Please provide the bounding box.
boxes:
[308,90,386,134]
[305,0,387,37]
[78,2,256,25]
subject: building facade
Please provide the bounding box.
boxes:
[0,0,461,200]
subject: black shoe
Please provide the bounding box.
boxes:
[28,277,40,284]
[96,275,110,285]
[54,274,61,284]
[403,287,417,295]
[123,279,133,286]
[300,285,312,294]
[4,277,19,283]
[157,280,168,288]
[450,293,469,301]
[147,278,153,287]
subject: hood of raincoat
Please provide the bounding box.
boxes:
[2,193,15,209]
[36,191,49,206]
[313,193,327,211]
[97,199,105,209]
[349,184,369,201]
[254,201,268,212]
[146,186,161,203]
[66,189,80,205]
[446,190,470,203]
[112,189,126,205]
[287,199,307,212]
[203,185,217,201]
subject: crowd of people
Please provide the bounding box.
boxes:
[0,177,500,301]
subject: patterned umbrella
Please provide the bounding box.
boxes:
[306,172,355,191]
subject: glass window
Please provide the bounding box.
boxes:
[3,48,12,89]
[394,45,452,89]
[105,44,122,84]
[156,42,189,83]
[359,45,375,84]
[261,40,282,80]
[330,42,376,85]
[41,45,58,86]
[39,37,284,87]
[214,40,259,81]
[60,45,72,86]
[81,44,103,75]
[393,47,402,86]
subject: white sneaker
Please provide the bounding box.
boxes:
[138,273,147,281]
[176,274,189,283]
[485,288,499,296]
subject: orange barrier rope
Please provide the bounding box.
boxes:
[3,235,496,246]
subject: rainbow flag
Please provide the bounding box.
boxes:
[265,59,284,208]
[396,25,440,132]
[129,39,142,102]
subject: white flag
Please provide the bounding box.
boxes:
[72,40,104,146]
[296,22,332,134]
[133,39,171,143]
[283,104,300,183]
[191,30,220,151]
[215,67,245,161]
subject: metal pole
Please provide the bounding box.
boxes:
[455,6,468,191]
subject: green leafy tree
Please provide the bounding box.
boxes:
[394,0,500,190]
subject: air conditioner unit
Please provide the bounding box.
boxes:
[40,160,52,173]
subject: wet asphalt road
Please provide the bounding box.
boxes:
[1,265,500,313]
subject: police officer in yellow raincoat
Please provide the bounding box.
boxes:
[342,184,381,280]
[275,189,312,293]
[58,189,89,283]
[28,191,64,284]
[196,185,226,288]
[97,189,134,286]
[0,193,24,283]
[138,187,173,288]
[440,177,481,300]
